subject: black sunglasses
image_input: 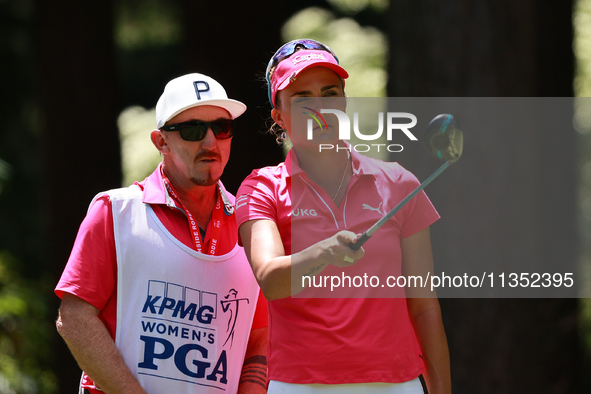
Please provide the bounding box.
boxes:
[160,119,234,141]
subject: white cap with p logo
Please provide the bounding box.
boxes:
[155,73,247,128]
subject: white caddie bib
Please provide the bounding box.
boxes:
[106,185,259,394]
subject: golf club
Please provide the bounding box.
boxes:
[349,114,463,250]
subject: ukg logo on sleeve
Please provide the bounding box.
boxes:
[137,280,248,389]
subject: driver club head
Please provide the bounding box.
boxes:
[424,114,463,163]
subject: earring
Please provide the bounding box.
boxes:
[281,131,287,140]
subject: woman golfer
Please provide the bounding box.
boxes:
[236,39,451,394]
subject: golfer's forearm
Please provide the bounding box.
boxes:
[256,246,328,301]
[257,232,365,300]
[244,220,362,300]
[408,303,451,394]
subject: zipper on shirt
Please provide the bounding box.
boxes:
[300,178,340,230]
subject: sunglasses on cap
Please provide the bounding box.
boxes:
[160,119,234,141]
[265,39,340,104]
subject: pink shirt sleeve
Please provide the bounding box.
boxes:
[54,194,117,311]
[236,168,279,227]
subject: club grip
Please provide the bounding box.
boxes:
[349,232,370,250]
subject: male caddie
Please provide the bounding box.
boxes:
[55,73,268,394]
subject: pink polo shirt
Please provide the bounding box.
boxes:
[56,163,267,340]
[236,149,439,384]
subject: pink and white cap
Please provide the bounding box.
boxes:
[269,49,349,107]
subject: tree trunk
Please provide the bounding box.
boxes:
[388,1,579,392]
[36,1,121,392]
[181,0,289,194]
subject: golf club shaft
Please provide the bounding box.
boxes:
[349,161,451,250]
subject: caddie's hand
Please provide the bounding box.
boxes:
[320,230,365,268]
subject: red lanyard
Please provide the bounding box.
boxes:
[162,175,225,255]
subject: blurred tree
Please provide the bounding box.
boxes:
[388,1,580,392]
[35,1,121,392]
[0,1,58,392]
[180,1,293,194]
[114,0,185,110]
[574,0,591,388]
[0,0,42,281]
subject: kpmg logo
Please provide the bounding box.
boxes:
[305,108,418,153]
[137,281,249,388]
[141,281,216,324]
